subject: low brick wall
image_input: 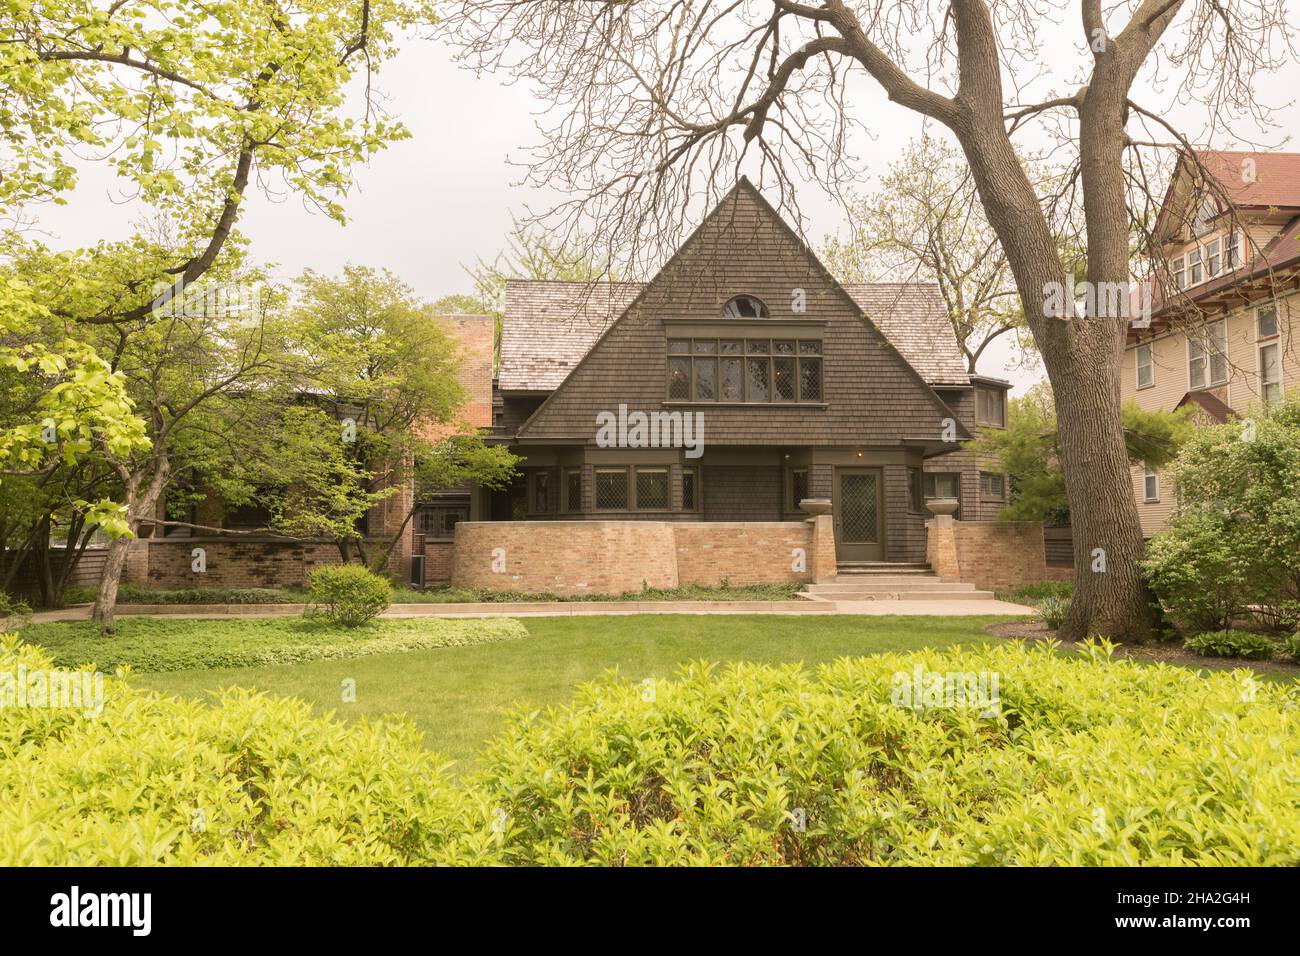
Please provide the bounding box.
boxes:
[124,538,348,589]
[452,518,834,596]
[927,518,1069,593]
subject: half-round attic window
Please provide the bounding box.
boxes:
[722,295,769,318]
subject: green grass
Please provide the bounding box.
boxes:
[20,616,526,672]
[134,614,1012,768]
[996,580,1074,606]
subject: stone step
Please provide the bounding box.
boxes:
[835,563,934,575]
[799,589,997,602]
[808,580,977,594]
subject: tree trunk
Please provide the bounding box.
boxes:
[954,118,1155,642]
[92,459,169,633]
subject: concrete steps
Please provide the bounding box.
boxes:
[798,563,996,602]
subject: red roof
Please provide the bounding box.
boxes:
[1195,150,1300,209]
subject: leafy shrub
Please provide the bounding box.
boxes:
[1037,595,1071,630]
[0,635,475,865]
[116,585,300,605]
[466,641,1299,866]
[1183,630,1279,660]
[1279,633,1300,661]
[308,565,392,626]
[0,593,31,630]
[1145,408,1300,633]
[20,616,528,673]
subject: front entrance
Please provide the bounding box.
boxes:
[833,467,884,561]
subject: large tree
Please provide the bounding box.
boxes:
[1,0,432,629]
[450,0,1292,640]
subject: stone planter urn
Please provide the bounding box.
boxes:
[798,497,832,516]
[925,498,960,517]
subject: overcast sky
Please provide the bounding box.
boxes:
[32,22,1300,395]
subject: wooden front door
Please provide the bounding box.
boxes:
[833,467,884,561]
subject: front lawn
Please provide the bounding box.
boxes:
[131,614,1017,766]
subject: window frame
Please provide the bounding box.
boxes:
[1143,467,1160,503]
[907,466,923,513]
[923,472,960,501]
[530,470,551,515]
[1136,342,1155,390]
[681,466,700,513]
[665,336,823,404]
[1171,255,1186,291]
[594,467,630,512]
[974,386,1006,428]
[979,471,1006,502]
[563,467,583,514]
[1259,341,1282,404]
[633,466,670,512]
[787,466,809,513]
[1257,304,1279,340]
[1188,319,1228,390]
[721,294,769,319]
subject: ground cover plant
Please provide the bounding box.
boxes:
[20,617,527,673]
[3,634,1295,866]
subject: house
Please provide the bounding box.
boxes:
[433,179,1009,587]
[1121,150,1300,535]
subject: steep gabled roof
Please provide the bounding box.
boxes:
[499,279,969,389]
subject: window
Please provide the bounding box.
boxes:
[595,468,628,510]
[565,468,583,513]
[1136,342,1154,389]
[635,468,669,510]
[532,471,550,513]
[1260,342,1282,404]
[224,502,272,530]
[907,467,923,513]
[1189,320,1228,389]
[1206,237,1221,278]
[979,472,1006,501]
[1257,304,1278,339]
[1225,231,1241,269]
[975,386,1006,427]
[1143,467,1159,502]
[722,295,768,318]
[1171,255,1186,291]
[1192,196,1218,236]
[1187,246,1202,285]
[416,502,468,540]
[682,467,699,511]
[924,473,960,500]
[790,467,808,512]
[666,337,822,403]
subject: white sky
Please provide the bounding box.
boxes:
[29,22,1300,396]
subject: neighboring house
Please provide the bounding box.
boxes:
[465,178,1008,570]
[1122,150,1300,535]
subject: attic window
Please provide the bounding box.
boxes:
[722,295,768,318]
[1192,195,1218,237]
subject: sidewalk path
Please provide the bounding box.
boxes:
[30,598,1035,624]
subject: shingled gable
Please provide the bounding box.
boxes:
[514,178,972,446]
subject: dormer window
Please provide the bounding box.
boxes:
[1192,195,1218,237]
[722,295,768,318]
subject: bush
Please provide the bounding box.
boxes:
[1037,595,1071,630]
[1278,633,1300,661]
[1183,630,1279,660]
[308,564,392,626]
[1142,510,1256,632]
[19,616,529,673]
[0,635,473,865]
[465,641,1299,865]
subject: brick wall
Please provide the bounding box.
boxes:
[926,518,1064,592]
[423,541,454,584]
[124,539,348,589]
[452,518,834,595]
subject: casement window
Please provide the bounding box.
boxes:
[681,466,699,512]
[593,466,672,511]
[1260,342,1282,404]
[1257,304,1278,339]
[789,467,809,512]
[594,468,628,510]
[531,471,550,514]
[975,386,1006,427]
[979,472,1006,502]
[416,501,469,540]
[1143,467,1159,502]
[924,473,960,500]
[907,467,923,513]
[564,467,583,513]
[667,337,822,403]
[1136,342,1155,389]
[1189,320,1228,389]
